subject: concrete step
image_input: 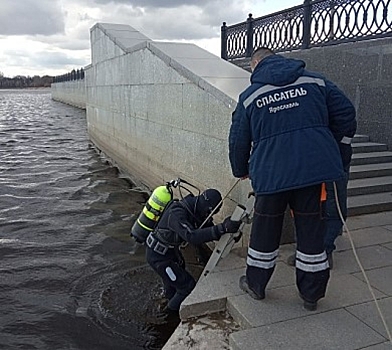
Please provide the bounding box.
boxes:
[349,162,392,180]
[352,142,388,153]
[352,134,370,143]
[347,135,391,215]
[351,151,392,166]
[347,175,392,196]
[347,192,392,216]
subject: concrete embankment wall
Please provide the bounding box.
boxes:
[84,23,252,218]
[283,37,392,149]
[51,79,86,109]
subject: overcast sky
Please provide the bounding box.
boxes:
[0,0,301,78]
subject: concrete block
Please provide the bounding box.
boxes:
[346,297,392,339]
[199,76,250,102]
[229,309,385,350]
[381,53,392,83]
[361,342,392,350]
[138,49,159,84]
[177,57,250,79]
[346,213,392,230]
[228,286,308,329]
[207,93,235,140]
[197,137,232,182]
[228,272,384,329]
[144,123,175,176]
[147,84,183,127]
[129,85,148,120]
[163,312,239,350]
[152,42,218,60]
[344,50,379,84]
[213,248,247,273]
[334,226,392,252]
[182,83,209,132]
[326,272,386,304]
[179,267,245,320]
[125,50,142,85]
[171,130,199,177]
[150,54,188,85]
[111,86,122,113]
[331,245,392,275]
[353,266,392,296]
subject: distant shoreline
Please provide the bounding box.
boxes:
[0,87,51,90]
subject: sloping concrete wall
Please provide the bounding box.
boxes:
[86,23,252,218]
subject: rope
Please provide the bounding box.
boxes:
[199,178,241,229]
[333,181,392,345]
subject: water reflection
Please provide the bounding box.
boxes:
[0,89,181,350]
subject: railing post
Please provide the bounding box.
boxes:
[302,0,312,49]
[329,0,336,41]
[221,22,228,60]
[246,13,254,57]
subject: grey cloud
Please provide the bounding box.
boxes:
[92,0,211,8]
[4,49,87,69]
[72,0,252,41]
[0,0,65,36]
[30,51,88,68]
[35,35,90,51]
[142,14,217,40]
[201,1,253,26]
[111,0,251,40]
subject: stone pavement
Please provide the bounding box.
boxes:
[163,211,392,349]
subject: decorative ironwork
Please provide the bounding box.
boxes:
[53,68,85,83]
[222,0,392,60]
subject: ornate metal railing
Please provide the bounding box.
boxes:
[53,68,85,83]
[221,0,392,60]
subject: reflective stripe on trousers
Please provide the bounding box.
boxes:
[246,184,330,302]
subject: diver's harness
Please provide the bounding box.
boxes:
[145,178,202,256]
[146,232,174,255]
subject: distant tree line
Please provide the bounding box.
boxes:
[0,72,54,89]
[0,67,85,88]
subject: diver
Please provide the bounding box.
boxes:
[145,188,241,318]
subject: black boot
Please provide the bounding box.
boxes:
[299,294,317,311]
[239,276,265,300]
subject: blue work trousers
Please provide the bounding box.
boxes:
[247,184,330,303]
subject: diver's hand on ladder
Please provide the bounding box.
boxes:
[200,193,255,279]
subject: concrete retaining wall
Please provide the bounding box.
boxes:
[51,79,86,109]
[84,23,253,221]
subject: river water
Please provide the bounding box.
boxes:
[0,89,183,349]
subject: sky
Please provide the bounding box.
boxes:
[0,0,302,78]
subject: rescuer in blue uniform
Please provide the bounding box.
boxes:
[229,47,356,310]
[146,188,241,316]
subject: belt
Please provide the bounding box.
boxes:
[146,233,171,255]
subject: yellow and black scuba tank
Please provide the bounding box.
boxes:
[130,178,201,244]
[130,184,174,244]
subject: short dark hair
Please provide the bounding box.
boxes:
[251,47,275,62]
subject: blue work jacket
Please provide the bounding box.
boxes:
[229,54,357,194]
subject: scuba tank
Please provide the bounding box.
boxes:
[131,184,174,244]
[130,178,201,244]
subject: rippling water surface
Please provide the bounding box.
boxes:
[0,89,178,349]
